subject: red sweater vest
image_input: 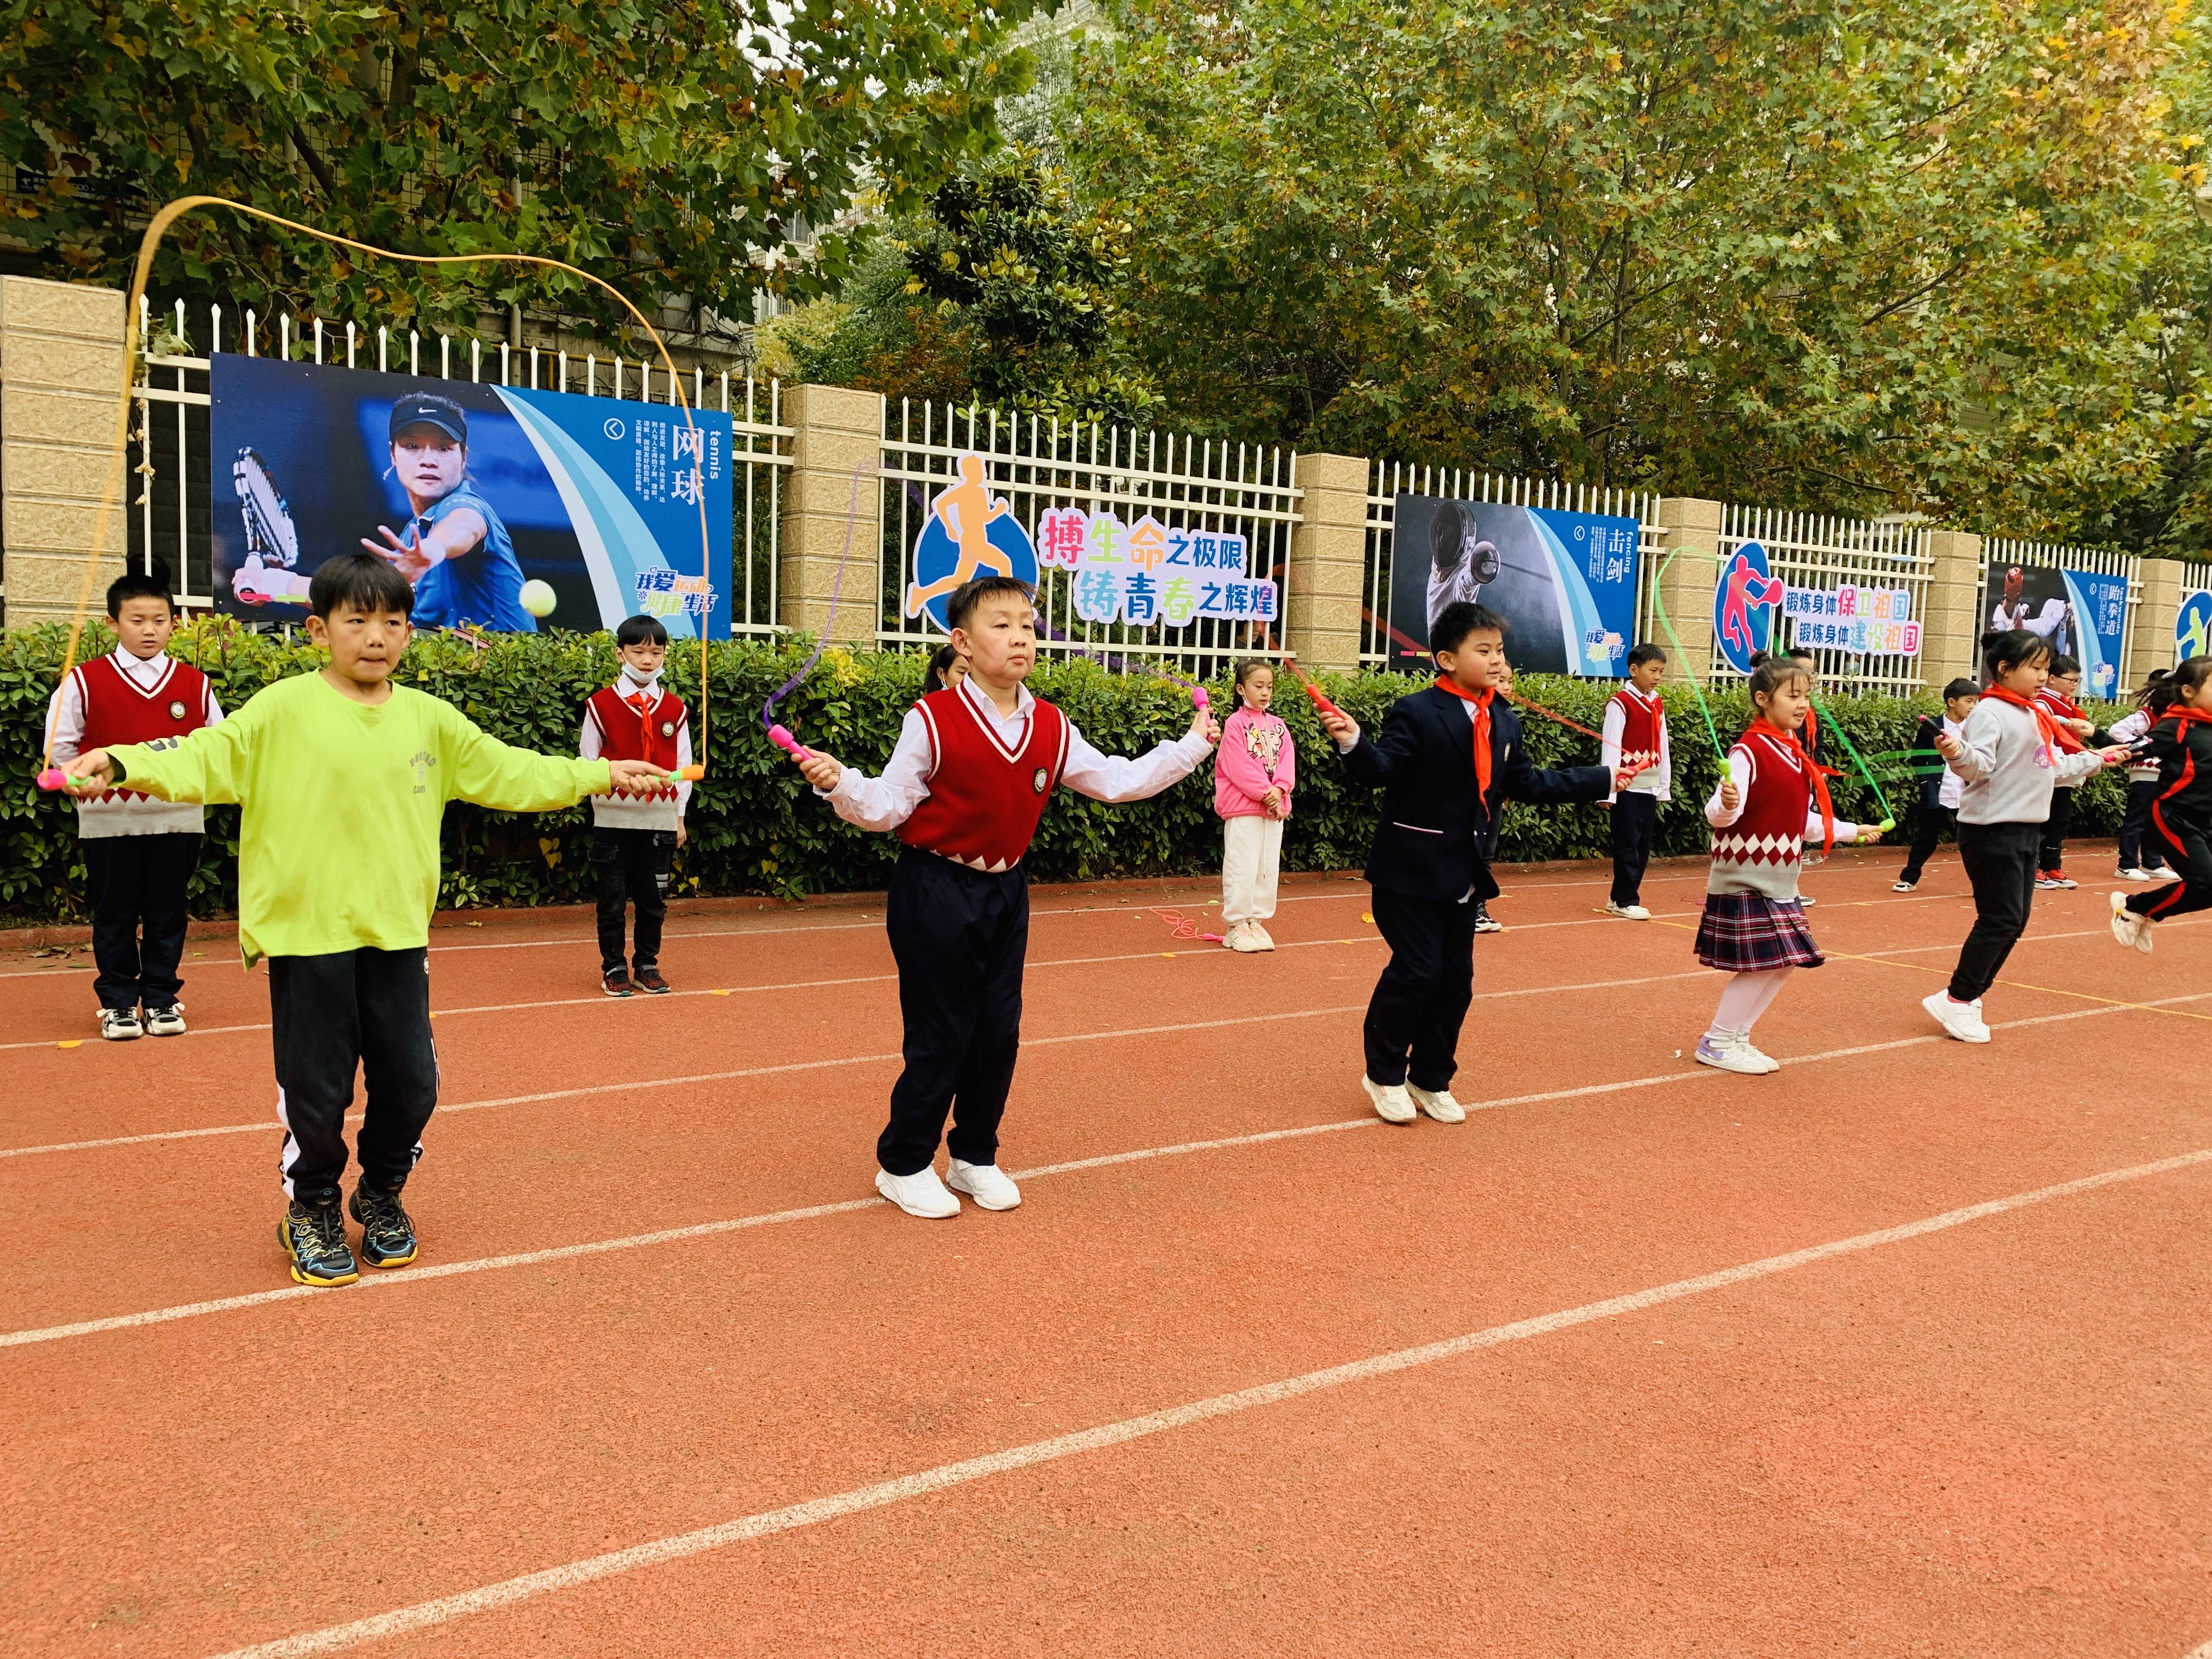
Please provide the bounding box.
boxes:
[1609,686,1665,772]
[900,688,1071,872]
[586,685,685,802]
[76,654,211,804]
[1708,729,1814,897]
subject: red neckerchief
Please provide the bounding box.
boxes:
[2035,687,2087,753]
[1803,703,1819,753]
[1432,676,1494,797]
[2157,706,2212,733]
[1746,718,1836,854]
[1980,685,2062,767]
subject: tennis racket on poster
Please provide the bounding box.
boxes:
[230,448,312,607]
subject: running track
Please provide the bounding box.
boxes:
[3,850,2208,1657]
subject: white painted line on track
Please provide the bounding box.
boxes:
[201,1144,2212,1659]
[9,989,2208,1352]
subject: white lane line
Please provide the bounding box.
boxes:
[10,990,2208,1352]
[0,968,1729,1162]
[204,1144,2212,1659]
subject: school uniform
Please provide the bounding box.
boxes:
[580,672,691,973]
[2121,709,2212,921]
[1335,684,1609,1090]
[1697,725,1858,972]
[44,647,223,1013]
[822,677,1209,1176]
[2033,686,2109,872]
[2107,709,2165,872]
[1898,712,1965,884]
[1600,684,1671,907]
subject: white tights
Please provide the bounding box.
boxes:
[1706,967,1793,1041]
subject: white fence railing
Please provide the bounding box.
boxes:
[129,298,791,634]
[1718,506,1933,696]
[1363,462,1658,669]
[878,399,1300,676]
[1981,535,2141,697]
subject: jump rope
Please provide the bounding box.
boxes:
[36,195,715,794]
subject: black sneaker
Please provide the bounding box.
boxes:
[279,1200,359,1286]
[602,967,633,997]
[1471,906,1504,935]
[633,965,672,994]
[348,1182,418,1268]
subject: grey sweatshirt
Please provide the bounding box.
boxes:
[1946,696,2103,825]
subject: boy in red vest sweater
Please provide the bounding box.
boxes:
[794,576,1217,1219]
[43,560,223,1041]
[1600,642,1671,918]
[580,614,691,995]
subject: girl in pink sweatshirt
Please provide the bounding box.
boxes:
[1215,659,1296,952]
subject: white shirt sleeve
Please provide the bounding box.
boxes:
[822,708,938,832]
[2108,710,2149,744]
[44,675,84,762]
[1060,721,1211,803]
[1600,698,1625,803]
[202,681,225,724]
[1705,747,1753,827]
[579,703,603,761]
[674,719,693,815]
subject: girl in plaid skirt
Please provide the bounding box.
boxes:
[1695,658,1883,1074]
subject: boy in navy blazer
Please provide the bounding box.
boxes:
[1322,602,1617,1124]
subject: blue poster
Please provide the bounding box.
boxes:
[2061,569,2128,698]
[1712,540,1784,674]
[1386,497,1640,675]
[210,354,733,637]
[902,454,1040,633]
[2179,590,2211,663]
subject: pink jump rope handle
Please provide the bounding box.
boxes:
[768,725,816,764]
[1190,687,1210,716]
[37,766,70,792]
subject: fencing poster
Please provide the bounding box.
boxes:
[1978,562,2124,696]
[209,355,733,637]
[1386,496,1640,675]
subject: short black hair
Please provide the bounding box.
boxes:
[947,575,1036,632]
[1942,678,1980,702]
[1747,656,1811,707]
[1786,645,1817,664]
[616,614,670,649]
[309,552,415,619]
[1430,601,1505,659]
[107,558,175,618]
[2048,653,2081,678]
[1626,642,1667,669]
[1981,627,2052,681]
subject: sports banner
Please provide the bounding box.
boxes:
[2062,568,2128,697]
[210,354,733,637]
[1386,496,1640,675]
[1713,541,1920,672]
[2180,589,2212,663]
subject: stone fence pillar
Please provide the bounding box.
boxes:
[1282,453,1369,673]
[776,382,883,645]
[0,276,128,626]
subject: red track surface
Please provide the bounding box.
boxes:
[4,849,2209,1658]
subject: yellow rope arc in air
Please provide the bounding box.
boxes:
[51,194,716,776]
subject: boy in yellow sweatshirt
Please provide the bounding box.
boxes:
[65,553,664,1286]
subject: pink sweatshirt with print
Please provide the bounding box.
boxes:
[1215,706,1296,819]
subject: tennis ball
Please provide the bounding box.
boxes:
[518,579,557,619]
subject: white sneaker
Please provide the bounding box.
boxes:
[99,1008,142,1042]
[1247,921,1277,951]
[2151,866,2181,881]
[1921,990,1990,1043]
[1361,1076,1418,1124]
[2118,866,2156,882]
[1799,894,1816,907]
[1891,879,1917,893]
[2110,890,2154,955]
[946,1159,1022,1211]
[1406,1084,1466,1122]
[1737,1039,1782,1073]
[1693,1034,1768,1074]
[875,1165,961,1218]
[143,1003,187,1037]
[1602,901,1651,920]
[1224,922,1263,953]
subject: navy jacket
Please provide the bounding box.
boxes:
[1338,686,1610,903]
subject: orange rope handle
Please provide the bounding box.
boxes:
[45,195,716,778]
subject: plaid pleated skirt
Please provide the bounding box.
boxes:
[1694,891,1825,972]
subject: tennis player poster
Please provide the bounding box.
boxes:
[1386,495,1641,675]
[208,355,734,637]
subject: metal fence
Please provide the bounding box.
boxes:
[1362,463,1660,670]
[1718,506,1933,696]
[878,400,1300,677]
[128,297,791,634]
[1980,535,2141,696]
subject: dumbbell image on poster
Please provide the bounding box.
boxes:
[1387,493,1642,678]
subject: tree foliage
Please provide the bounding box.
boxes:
[1067,0,2204,538]
[0,0,1037,338]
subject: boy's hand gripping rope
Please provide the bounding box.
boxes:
[36,195,717,792]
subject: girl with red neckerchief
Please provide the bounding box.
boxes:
[1927,629,2129,1043]
[1692,658,1883,1075]
[2110,654,2212,951]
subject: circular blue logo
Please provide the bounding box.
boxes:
[902,455,1039,633]
[1712,540,1785,675]
[2179,589,2212,664]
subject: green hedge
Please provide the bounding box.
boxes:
[0,618,2135,922]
